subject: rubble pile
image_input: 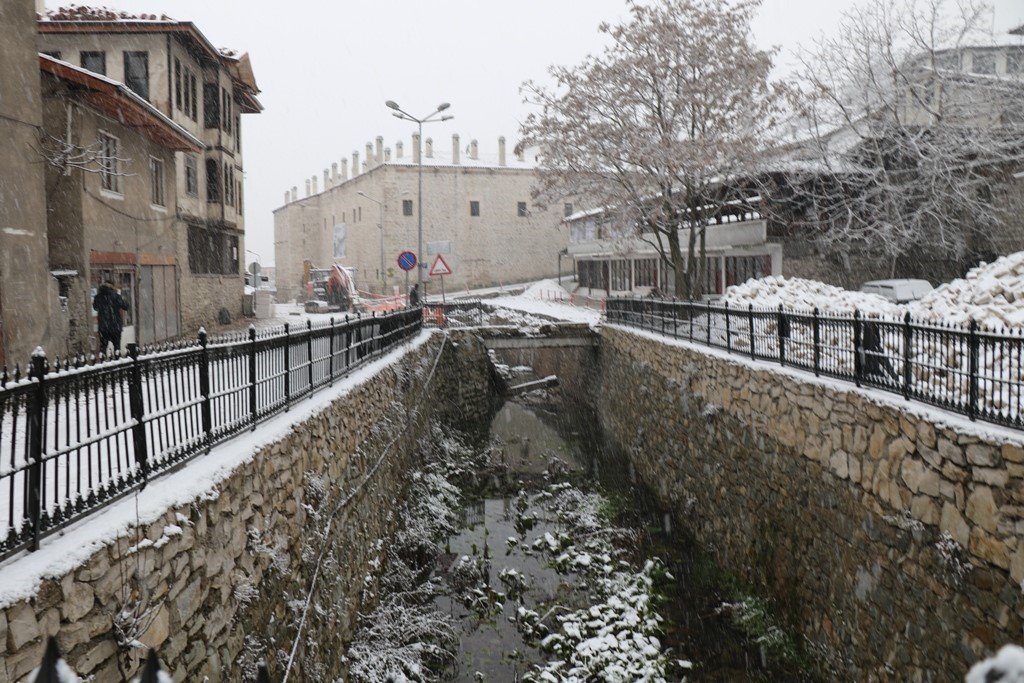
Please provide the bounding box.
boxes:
[909,253,1024,331]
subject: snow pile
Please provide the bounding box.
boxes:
[966,645,1024,683]
[723,276,902,318]
[910,253,1024,330]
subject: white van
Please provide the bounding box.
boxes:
[860,279,933,303]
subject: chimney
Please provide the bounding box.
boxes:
[284,190,290,205]
[425,137,433,158]
[311,175,318,195]
[305,179,311,197]
[341,158,349,181]
[384,147,392,162]
[291,186,298,202]
[498,136,506,166]
[469,139,478,161]
[35,0,45,14]
[365,143,374,169]
[375,136,384,163]
[351,151,359,176]
[323,169,330,190]
[396,141,404,158]
[412,133,421,163]
[452,134,461,165]
[331,162,338,182]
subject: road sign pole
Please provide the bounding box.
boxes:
[440,274,446,305]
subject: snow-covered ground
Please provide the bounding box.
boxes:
[488,280,602,326]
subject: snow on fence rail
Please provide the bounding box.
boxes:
[606,298,1024,431]
[0,307,422,563]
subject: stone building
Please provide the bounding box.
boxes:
[37,8,263,333]
[39,55,204,353]
[0,0,64,366]
[274,135,569,301]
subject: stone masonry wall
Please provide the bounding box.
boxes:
[0,331,493,681]
[598,325,1024,679]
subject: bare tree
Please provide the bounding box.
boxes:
[36,102,134,178]
[791,0,1024,277]
[520,0,788,298]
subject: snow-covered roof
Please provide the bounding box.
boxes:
[39,53,203,152]
[1013,24,1024,36]
[380,141,540,171]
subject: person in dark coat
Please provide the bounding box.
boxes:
[408,283,421,307]
[93,281,129,354]
[861,320,899,384]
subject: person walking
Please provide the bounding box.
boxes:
[408,283,421,307]
[93,281,129,355]
[861,319,899,384]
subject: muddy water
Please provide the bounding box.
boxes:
[433,393,812,682]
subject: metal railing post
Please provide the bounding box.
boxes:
[777,304,786,366]
[724,301,731,352]
[706,301,712,346]
[344,315,351,371]
[968,318,980,420]
[853,309,863,388]
[688,299,694,340]
[328,317,335,384]
[26,349,47,550]
[812,307,821,376]
[306,320,314,393]
[672,300,679,339]
[198,329,213,451]
[748,304,755,360]
[283,323,291,410]
[127,343,149,484]
[249,326,258,428]
[902,311,913,400]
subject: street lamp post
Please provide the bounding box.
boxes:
[357,191,386,292]
[385,100,452,293]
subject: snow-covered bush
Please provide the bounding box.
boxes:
[346,597,459,682]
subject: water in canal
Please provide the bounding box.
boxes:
[347,367,818,681]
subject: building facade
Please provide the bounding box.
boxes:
[0,0,64,365]
[39,55,203,354]
[274,135,569,301]
[37,9,262,333]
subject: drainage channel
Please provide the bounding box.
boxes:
[345,359,820,681]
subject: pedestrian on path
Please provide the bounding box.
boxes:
[409,283,421,307]
[93,281,129,355]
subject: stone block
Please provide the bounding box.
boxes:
[973,468,1009,487]
[6,600,39,651]
[5,638,44,681]
[1002,444,1024,464]
[967,486,998,534]
[62,582,95,622]
[139,603,170,649]
[830,450,849,479]
[911,495,938,525]
[971,530,1011,569]
[869,428,887,460]
[76,638,116,674]
[918,421,937,449]
[939,438,966,466]
[966,445,998,468]
[176,577,204,623]
[941,503,970,547]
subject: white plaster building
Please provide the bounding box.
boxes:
[273,135,570,301]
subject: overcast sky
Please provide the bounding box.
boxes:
[68,0,1024,266]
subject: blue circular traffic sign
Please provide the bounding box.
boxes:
[397,251,417,272]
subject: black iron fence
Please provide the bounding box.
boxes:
[607,297,1024,431]
[0,307,422,562]
[422,299,486,328]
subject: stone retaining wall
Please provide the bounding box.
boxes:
[598,325,1024,679]
[0,330,494,681]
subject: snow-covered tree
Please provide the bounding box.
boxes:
[790,0,1024,276]
[520,0,788,298]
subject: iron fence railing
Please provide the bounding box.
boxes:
[0,307,422,562]
[606,297,1024,431]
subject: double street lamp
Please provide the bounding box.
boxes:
[385,100,453,290]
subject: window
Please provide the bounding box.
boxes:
[149,157,165,207]
[517,201,528,217]
[235,113,241,145]
[221,88,232,133]
[174,58,182,110]
[206,158,220,202]
[123,51,148,99]
[99,132,120,193]
[223,163,235,207]
[634,259,658,287]
[1009,50,1023,74]
[402,199,413,216]
[204,83,220,129]
[188,73,198,120]
[470,200,480,217]
[564,202,574,218]
[184,154,198,197]
[81,51,105,75]
[973,52,997,75]
[237,180,243,214]
[188,225,240,274]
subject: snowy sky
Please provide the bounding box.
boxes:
[56,0,1024,267]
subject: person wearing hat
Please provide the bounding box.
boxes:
[93,281,129,355]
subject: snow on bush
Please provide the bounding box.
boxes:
[346,597,459,682]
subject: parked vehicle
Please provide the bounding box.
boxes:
[859,279,933,303]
